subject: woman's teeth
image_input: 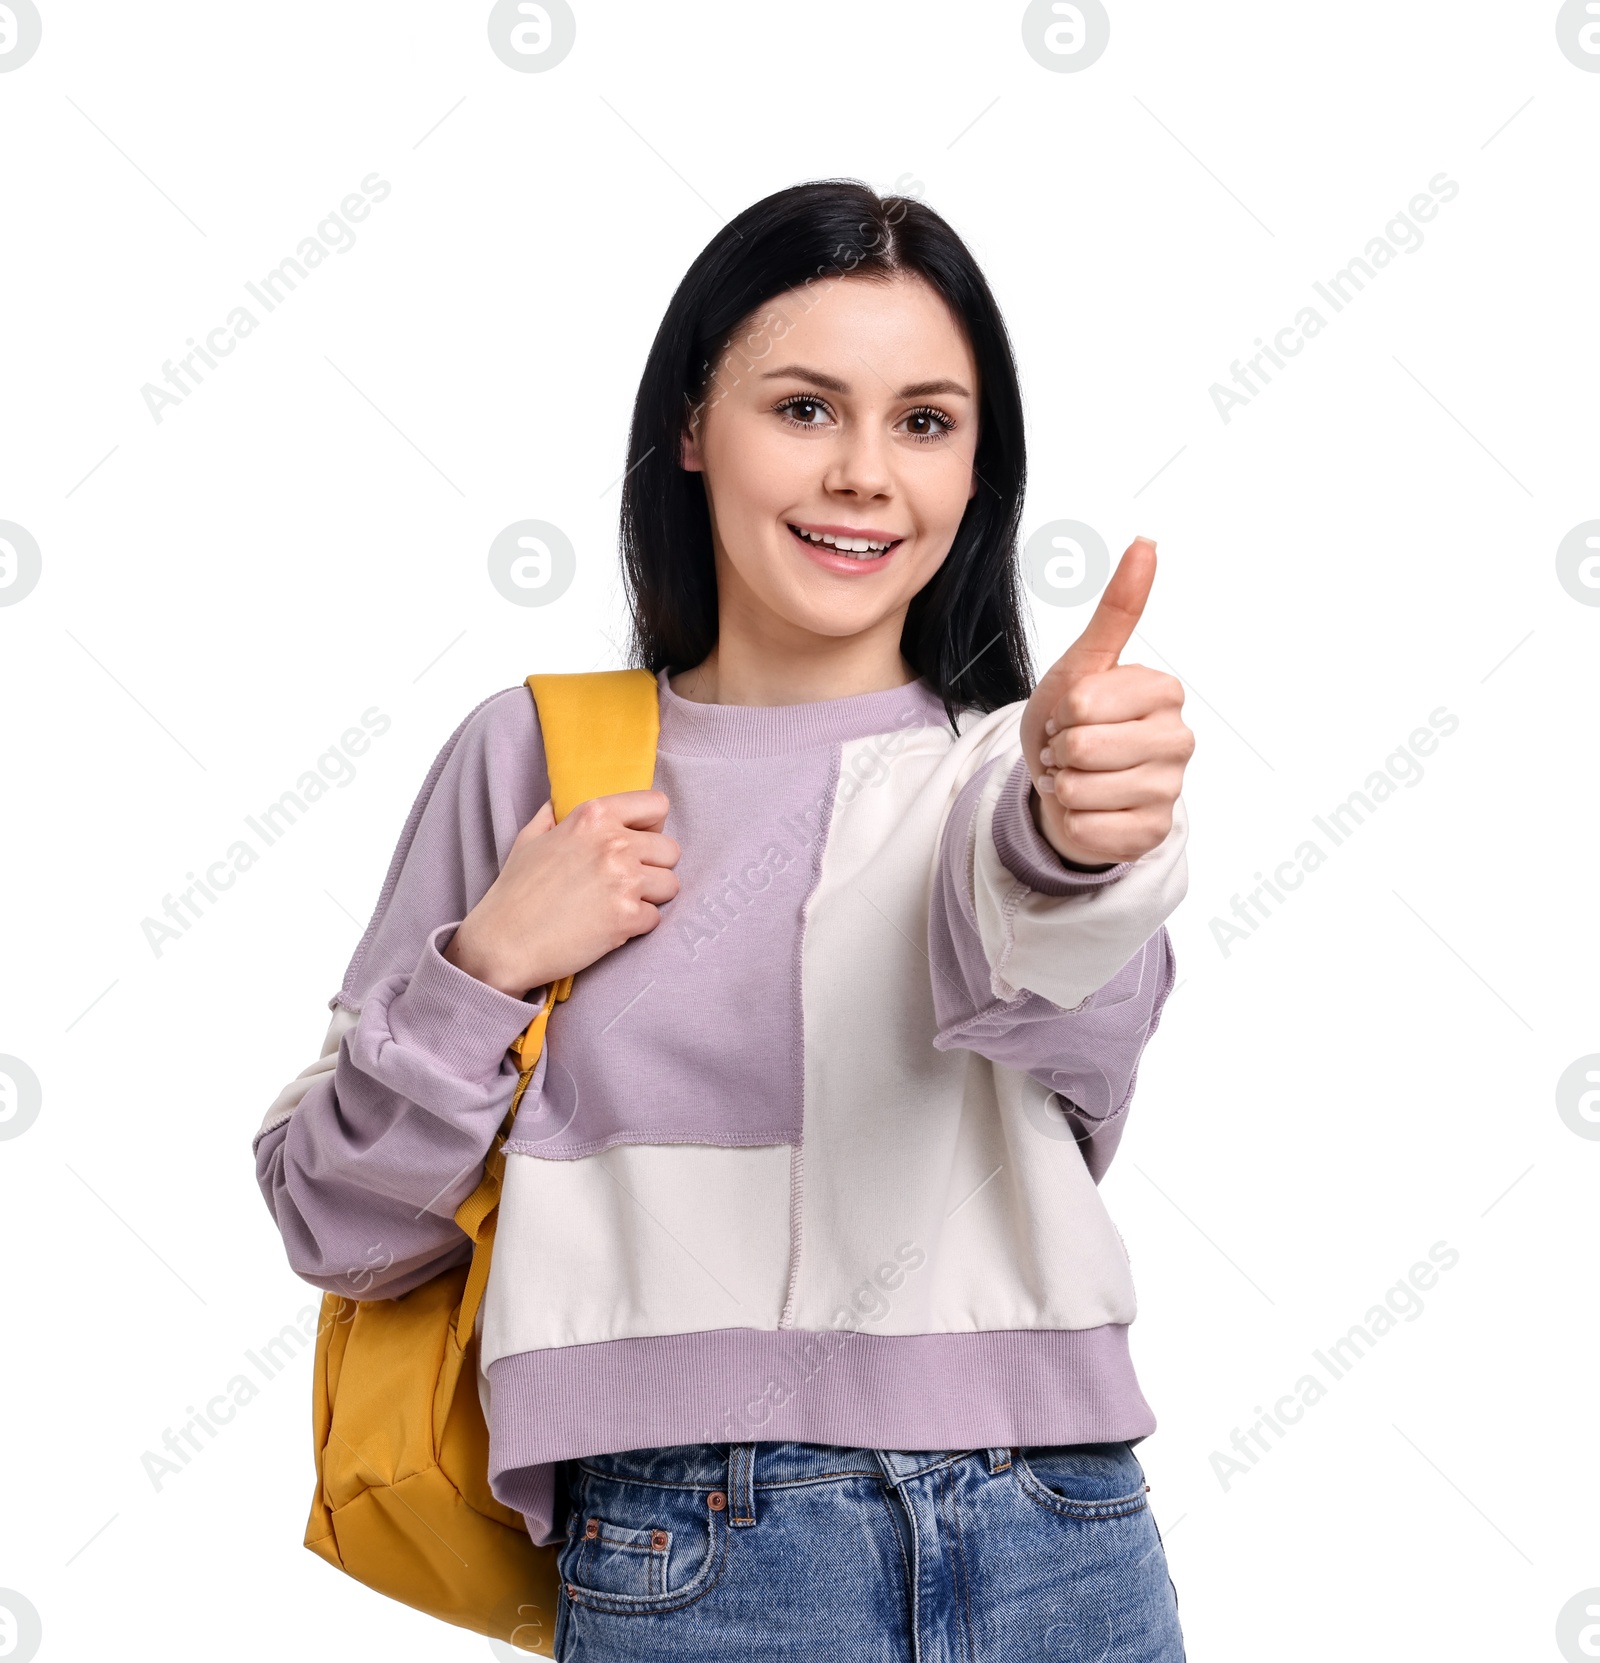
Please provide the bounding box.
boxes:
[790,525,895,558]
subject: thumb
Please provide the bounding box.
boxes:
[1054,537,1156,681]
[523,798,557,838]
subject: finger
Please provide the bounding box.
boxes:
[1039,804,1171,864]
[1040,760,1183,811]
[579,788,672,829]
[521,799,557,837]
[627,829,682,870]
[1046,664,1181,734]
[1041,706,1190,772]
[1054,538,1156,681]
[635,863,681,905]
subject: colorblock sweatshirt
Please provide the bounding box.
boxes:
[253,666,1188,1547]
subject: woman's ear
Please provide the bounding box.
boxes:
[680,393,707,472]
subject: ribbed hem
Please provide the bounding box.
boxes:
[654,665,952,758]
[383,920,549,1079]
[486,1323,1154,1544]
[991,757,1132,894]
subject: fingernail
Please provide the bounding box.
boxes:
[1134,535,1157,550]
[1044,717,1057,735]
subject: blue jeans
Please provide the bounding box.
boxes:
[551,1440,1185,1661]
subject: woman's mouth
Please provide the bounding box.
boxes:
[786,522,904,567]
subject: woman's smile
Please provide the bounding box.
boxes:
[785,519,906,571]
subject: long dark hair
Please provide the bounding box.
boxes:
[619,178,1033,727]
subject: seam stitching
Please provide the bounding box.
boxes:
[778,1140,805,1329]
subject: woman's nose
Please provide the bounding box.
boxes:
[824,428,893,499]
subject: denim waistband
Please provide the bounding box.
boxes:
[570,1441,1018,1528]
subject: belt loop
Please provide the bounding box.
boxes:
[987,1446,1013,1473]
[727,1442,758,1527]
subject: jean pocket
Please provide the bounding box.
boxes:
[566,1514,674,1597]
[558,1470,730,1614]
[1014,1440,1151,1520]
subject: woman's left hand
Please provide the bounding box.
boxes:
[1017,537,1195,871]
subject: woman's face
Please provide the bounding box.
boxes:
[680,271,981,659]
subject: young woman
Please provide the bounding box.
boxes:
[256,179,1194,1661]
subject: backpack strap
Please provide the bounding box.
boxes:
[507,669,662,1071]
[452,667,661,1349]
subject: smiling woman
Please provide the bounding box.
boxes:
[255,177,1193,1662]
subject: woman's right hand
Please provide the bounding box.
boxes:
[442,790,681,997]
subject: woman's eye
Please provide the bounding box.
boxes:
[900,406,956,442]
[776,397,832,427]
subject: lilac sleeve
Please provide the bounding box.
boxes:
[252,685,554,1300]
[927,756,1180,1183]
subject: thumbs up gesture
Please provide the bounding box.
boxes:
[1018,537,1194,870]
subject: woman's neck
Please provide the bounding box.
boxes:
[668,641,922,708]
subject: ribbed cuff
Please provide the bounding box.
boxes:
[991,757,1132,895]
[384,920,550,1080]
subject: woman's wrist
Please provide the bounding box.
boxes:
[442,919,532,999]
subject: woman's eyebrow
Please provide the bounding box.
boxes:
[759,364,972,400]
[897,377,971,399]
[760,364,849,393]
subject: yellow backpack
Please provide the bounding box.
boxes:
[301,667,661,1654]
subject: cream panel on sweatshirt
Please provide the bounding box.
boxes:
[483,1142,795,1364]
[972,759,1191,1008]
[786,711,1156,1335]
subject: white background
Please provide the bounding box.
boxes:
[1,2,1596,1659]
